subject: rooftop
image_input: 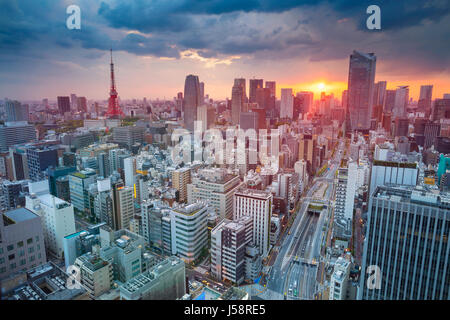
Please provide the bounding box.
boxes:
[3,207,38,224]
[373,185,450,210]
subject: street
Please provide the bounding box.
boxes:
[261,141,344,300]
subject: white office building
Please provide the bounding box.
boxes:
[329,256,352,300]
[26,193,76,259]
[187,168,243,219]
[169,202,209,263]
[233,189,272,257]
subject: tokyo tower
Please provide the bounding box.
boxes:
[105,49,124,119]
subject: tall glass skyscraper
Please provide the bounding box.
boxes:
[359,185,450,300]
[183,74,201,131]
[347,51,376,131]
[232,79,245,126]
[249,79,263,104]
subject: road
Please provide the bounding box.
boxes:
[261,141,344,300]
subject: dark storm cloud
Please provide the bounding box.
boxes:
[0,0,449,78]
[97,0,450,31]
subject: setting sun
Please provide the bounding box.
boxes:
[317,82,326,91]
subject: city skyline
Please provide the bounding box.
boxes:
[0,0,449,305]
[1,1,449,101]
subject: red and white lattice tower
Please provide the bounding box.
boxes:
[105,49,124,119]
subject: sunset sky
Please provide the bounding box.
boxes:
[1,0,449,101]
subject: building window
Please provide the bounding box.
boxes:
[27,238,33,245]
[7,244,14,251]
[8,254,15,261]
[17,241,24,248]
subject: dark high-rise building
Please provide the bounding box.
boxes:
[26,146,59,182]
[359,185,450,300]
[48,166,76,197]
[384,90,396,113]
[414,118,429,135]
[234,78,247,102]
[2,180,29,210]
[394,118,409,137]
[176,92,183,112]
[418,85,433,113]
[231,80,245,126]
[373,81,387,110]
[57,96,71,115]
[183,74,201,131]
[347,51,376,131]
[436,136,450,154]
[76,96,87,113]
[63,152,77,167]
[424,122,441,149]
[255,87,274,118]
[97,152,110,178]
[249,79,263,104]
[393,86,409,119]
[250,108,266,130]
[381,112,392,134]
[265,81,276,98]
[199,82,205,103]
[296,92,314,116]
[432,99,450,121]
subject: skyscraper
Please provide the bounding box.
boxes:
[183,74,201,131]
[418,85,433,113]
[249,79,263,104]
[231,80,245,126]
[280,88,294,119]
[393,86,409,119]
[233,189,272,257]
[373,81,387,110]
[5,100,29,122]
[234,78,247,101]
[296,92,314,115]
[199,81,205,103]
[77,96,87,113]
[384,90,396,113]
[265,81,276,98]
[347,51,376,131]
[57,96,71,115]
[359,185,450,300]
